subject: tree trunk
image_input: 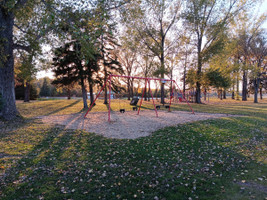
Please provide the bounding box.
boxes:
[220,90,223,100]
[223,89,226,99]
[82,85,87,108]
[67,88,71,100]
[236,76,240,100]
[242,70,247,101]
[232,84,235,99]
[260,87,263,100]
[204,88,207,101]
[89,81,94,105]
[161,83,165,104]
[195,38,202,104]
[144,83,147,101]
[24,81,30,102]
[154,89,158,100]
[127,78,130,100]
[79,64,88,109]
[254,78,259,103]
[183,52,187,94]
[131,78,134,99]
[0,11,18,120]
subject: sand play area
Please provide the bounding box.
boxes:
[37,110,237,139]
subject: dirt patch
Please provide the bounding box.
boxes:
[38,110,238,139]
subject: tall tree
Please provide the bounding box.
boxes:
[118,47,137,100]
[0,0,60,119]
[52,42,80,100]
[39,77,51,97]
[52,41,89,108]
[183,0,251,103]
[122,0,181,104]
[249,31,267,103]
[227,8,266,101]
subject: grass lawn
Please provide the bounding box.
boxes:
[0,98,266,199]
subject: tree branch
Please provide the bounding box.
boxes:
[13,43,31,52]
[14,0,28,10]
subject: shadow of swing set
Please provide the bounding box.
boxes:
[84,74,195,122]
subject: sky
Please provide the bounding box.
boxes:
[36,0,267,81]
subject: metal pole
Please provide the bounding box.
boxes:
[173,80,195,114]
[148,80,158,117]
[84,78,109,118]
[108,75,112,122]
[138,79,147,115]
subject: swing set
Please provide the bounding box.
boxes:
[84,74,195,122]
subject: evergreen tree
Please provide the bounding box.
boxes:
[39,78,51,97]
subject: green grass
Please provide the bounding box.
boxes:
[0,98,266,199]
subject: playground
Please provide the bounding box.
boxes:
[39,110,232,139]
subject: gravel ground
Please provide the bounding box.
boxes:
[38,111,236,139]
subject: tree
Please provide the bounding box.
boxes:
[228,8,266,101]
[178,34,195,94]
[249,31,267,103]
[86,53,101,105]
[52,41,89,108]
[0,0,58,119]
[118,48,137,100]
[39,77,51,97]
[140,55,156,101]
[183,0,250,103]
[52,42,80,100]
[99,32,123,104]
[122,0,181,104]
[205,68,231,100]
[14,52,39,102]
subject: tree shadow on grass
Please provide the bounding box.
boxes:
[44,100,81,116]
[0,116,266,200]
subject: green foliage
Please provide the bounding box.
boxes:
[205,68,231,89]
[185,68,198,89]
[15,83,38,100]
[39,78,51,97]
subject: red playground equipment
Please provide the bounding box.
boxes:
[84,74,195,122]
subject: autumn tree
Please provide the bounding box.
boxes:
[118,37,138,100]
[121,0,182,104]
[183,0,252,103]
[249,31,267,103]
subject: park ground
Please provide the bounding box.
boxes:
[0,98,266,199]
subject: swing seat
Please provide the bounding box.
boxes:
[130,98,139,106]
[120,109,125,113]
[165,105,170,109]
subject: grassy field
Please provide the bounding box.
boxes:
[0,98,266,199]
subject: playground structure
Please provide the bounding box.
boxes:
[84,74,195,121]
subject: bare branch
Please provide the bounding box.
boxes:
[13,43,31,52]
[14,0,28,10]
